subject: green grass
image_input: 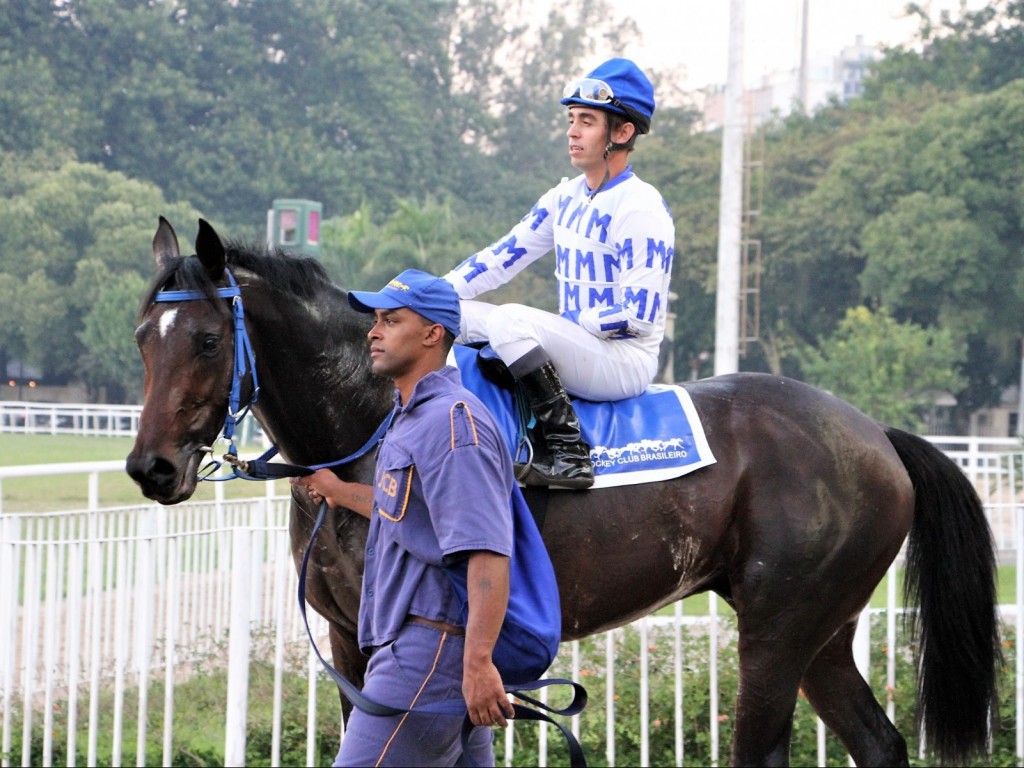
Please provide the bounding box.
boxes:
[0,433,283,513]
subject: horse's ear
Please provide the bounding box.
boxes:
[153,216,180,270]
[195,219,226,281]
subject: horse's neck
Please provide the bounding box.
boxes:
[247,286,392,473]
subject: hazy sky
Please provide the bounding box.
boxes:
[592,0,990,90]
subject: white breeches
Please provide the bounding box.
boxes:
[457,300,657,401]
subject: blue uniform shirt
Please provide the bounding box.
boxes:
[359,366,515,654]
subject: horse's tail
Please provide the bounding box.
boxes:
[886,427,1001,763]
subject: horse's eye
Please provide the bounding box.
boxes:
[199,335,220,356]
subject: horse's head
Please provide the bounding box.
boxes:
[126,217,238,504]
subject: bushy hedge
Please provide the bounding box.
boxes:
[5,615,1019,766]
[498,614,1019,767]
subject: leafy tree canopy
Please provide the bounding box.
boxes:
[799,306,966,432]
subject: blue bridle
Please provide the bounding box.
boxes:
[151,266,389,480]
[153,268,260,476]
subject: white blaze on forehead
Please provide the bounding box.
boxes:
[159,308,178,338]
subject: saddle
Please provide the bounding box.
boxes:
[450,345,716,490]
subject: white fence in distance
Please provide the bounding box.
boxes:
[0,402,141,438]
[0,401,267,445]
[1,440,1023,766]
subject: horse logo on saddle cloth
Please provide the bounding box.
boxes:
[451,344,716,489]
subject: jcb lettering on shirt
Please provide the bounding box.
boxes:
[377,472,399,499]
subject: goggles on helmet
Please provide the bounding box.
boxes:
[563,78,623,109]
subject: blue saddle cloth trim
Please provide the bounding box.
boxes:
[451,346,716,488]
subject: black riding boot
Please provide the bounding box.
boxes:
[511,353,594,490]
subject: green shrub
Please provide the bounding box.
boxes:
[5,615,1018,766]
[496,614,1018,767]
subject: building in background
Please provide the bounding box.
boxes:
[701,35,878,131]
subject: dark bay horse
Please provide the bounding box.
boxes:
[127,218,1000,767]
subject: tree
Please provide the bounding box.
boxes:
[753,77,1024,407]
[799,306,966,431]
[78,272,147,402]
[859,191,1000,334]
[0,160,200,395]
[865,0,1024,104]
[319,196,552,308]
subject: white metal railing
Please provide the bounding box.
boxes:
[0,402,142,437]
[0,498,321,768]
[2,446,1023,766]
[0,401,266,443]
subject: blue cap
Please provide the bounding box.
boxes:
[348,269,461,338]
[561,57,655,133]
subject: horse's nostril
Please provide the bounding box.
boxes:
[126,453,178,488]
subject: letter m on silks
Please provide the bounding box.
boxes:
[647,238,673,273]
[625,287,661,323]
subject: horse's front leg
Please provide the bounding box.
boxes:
[328,622,368,725]
[730,622,804,767]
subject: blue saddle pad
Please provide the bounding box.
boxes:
[451,345,716,489]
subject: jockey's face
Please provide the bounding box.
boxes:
[566,106,610,175]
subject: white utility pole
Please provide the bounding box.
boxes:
[714,0,745,376]
[799,0,810,112]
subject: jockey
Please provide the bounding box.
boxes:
[443,57,675,490]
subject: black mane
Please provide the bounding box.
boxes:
[141,240,334,317]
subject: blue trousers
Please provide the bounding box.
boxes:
[334,623,495,767]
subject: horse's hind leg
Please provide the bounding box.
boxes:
[729,611,896,766]
[801,619,909,767]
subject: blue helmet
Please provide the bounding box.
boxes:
[561,58,655,134]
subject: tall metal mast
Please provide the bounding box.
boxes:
[713,0,745,375]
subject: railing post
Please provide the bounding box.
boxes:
[225,527,253,767]
[88,471,100,511]
[1,516,23,768]
[853,608,871,682]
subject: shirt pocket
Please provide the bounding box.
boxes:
[374,451,415,522]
